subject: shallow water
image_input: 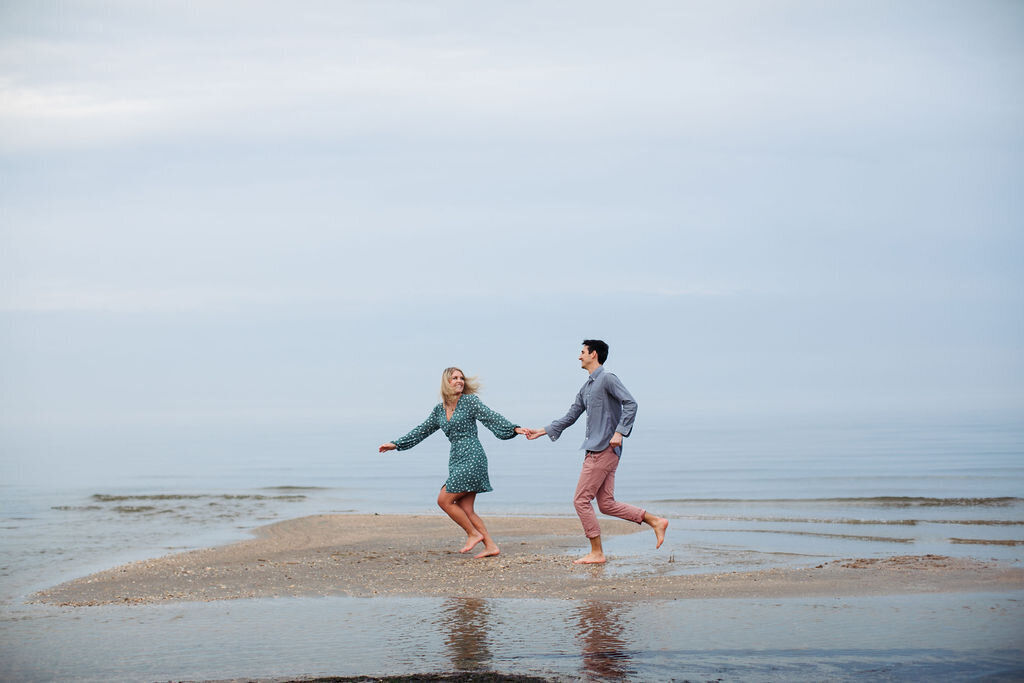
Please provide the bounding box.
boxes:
[1,413,1022,680]
[2,593,1022,682]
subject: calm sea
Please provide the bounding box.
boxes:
[2,412,1023,681]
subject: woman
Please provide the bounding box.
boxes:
[379,367,525,558]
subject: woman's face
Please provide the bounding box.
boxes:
[448,371,465,395]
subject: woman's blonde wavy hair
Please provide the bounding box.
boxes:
[440,366,480,405]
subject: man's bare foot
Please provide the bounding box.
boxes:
[460,534,484,553]
[651,517,669,549]
[573,552,606,564]
[473,543,500,559]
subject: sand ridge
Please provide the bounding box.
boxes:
[30,514,1024,606]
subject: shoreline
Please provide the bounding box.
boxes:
[31,513,1024,607]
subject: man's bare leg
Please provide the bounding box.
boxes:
[573,535,606,564]
[573,515,667,565]
[643,512,669,549]
[456,494,500,558]
[437,487,482,550]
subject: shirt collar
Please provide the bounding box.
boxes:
[588,365,605,382]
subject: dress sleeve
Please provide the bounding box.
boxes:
[469,395,519,440]
[393,405,441,451]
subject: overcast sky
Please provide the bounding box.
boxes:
[1,1,1022,441]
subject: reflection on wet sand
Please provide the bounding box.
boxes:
[437,597,493,672]
[574,601,637,680]
[435,596,639,679]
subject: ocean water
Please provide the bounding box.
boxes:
[1,412,1023,680]
[3,594,1023,682]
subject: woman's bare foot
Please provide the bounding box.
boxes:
[460,534,484,553]
[473,543,500,559]
[573,552,606,564]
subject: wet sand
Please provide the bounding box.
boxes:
[31,514,1024,606]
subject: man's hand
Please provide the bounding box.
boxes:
[609,432,623,448]
[525,427,547,440]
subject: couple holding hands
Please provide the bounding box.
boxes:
[378,339,669,564]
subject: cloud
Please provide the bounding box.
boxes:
[0,80,162,148]
[0,81,155,119]
[2,2,1020,151]
[0,282,282,313]
[0,272,740,314]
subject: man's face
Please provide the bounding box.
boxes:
[579,346,599,371]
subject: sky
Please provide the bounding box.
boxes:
[1,1,1022,451]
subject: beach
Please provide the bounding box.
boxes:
[6,0,1024,678]
[5,414,1023,681]
[32,513,1024,607]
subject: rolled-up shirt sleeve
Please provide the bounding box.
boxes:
[545,390,585,441]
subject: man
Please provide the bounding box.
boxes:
[525,339,669,564]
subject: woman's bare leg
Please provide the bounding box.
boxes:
[437,486,481,549]
[456,493,500,559]
[453,493,484,553]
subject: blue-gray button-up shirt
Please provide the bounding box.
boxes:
[544,366,637,455]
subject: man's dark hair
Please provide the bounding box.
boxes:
[582,339,609,365]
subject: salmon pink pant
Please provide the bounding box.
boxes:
[574,445,646,538]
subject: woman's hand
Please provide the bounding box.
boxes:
[514,427,529,436]
[378,442,397,453]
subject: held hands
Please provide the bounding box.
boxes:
[378,442,397,453]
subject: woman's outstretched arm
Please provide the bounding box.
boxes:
[384,404,442,452]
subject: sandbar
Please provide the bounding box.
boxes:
[31,514,1024,606]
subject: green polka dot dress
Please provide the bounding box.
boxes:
[393,394,519,494]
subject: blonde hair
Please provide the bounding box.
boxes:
[440,366,480,405]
